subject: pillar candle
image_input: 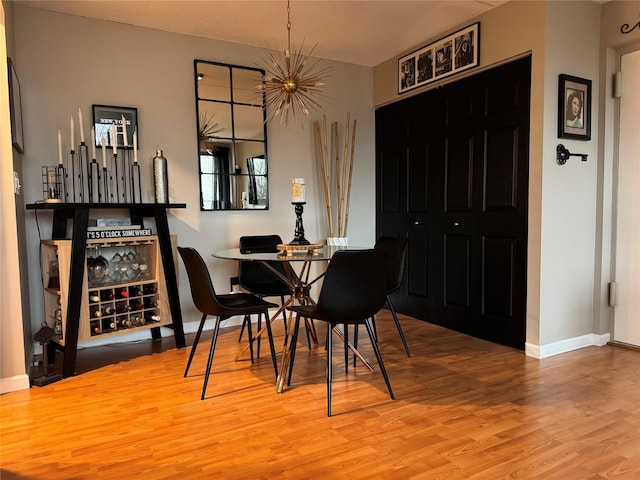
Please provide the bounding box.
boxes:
[292,178,305,202]
[78,108,85,143]
[91,127,96,159]
[101,137,107,167]
[111,122,117,155]
[133,129,138,163]
[58,130,63,165]
[121,115,128,147]
[70,116,75,149]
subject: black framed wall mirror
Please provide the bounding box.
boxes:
[195,60,268,210]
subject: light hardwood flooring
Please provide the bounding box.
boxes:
[2,312,639,479]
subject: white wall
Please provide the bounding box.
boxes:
[12,6,375,347]
[539,1,601,347]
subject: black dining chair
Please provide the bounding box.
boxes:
[374,236,411,357]
[237,235,290,352]
[177,246,279,400]
[286,249,395,416]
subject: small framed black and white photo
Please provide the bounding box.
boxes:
[92,105,138,148]
[558,74,591,141]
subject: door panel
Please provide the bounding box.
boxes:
[445,136,474,212]
[444,234,471,308]
[484,127,519,210]
[614,48,640,346]
[376,56,530,349]
[482,236,515,318]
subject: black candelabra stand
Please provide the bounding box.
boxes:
[290,202,310,245]
[130,159,142,203]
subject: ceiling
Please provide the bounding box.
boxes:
[16,0,506,67]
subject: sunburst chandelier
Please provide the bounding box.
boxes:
[258,0,331,127]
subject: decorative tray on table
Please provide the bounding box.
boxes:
[277,243,324,256]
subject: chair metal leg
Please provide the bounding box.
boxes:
[185,313,207,377]
[256,313,262,359]
[364,319,395,400]
[201,317,223,400]
[237,316,247,342]
[327,325,333,417]
[353,324,359,367]
[388,295,411,357]
[264,311,278,381]
[343,324,349,374]
[246,314,255,364]
[371,315,379,341]
[286,313,303,387]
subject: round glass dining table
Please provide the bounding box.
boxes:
[213,244,369,393]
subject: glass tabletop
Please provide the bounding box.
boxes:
[213,245,364,262]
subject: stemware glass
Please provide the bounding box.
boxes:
[86,246,97,287]
[127,250,139,281]
[109,251,123,283]
[136,252,151,280]
[119,252,131,283]
[93,245,109,285]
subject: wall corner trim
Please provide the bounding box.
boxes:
[0,374,31,394]
[525,333,611,359]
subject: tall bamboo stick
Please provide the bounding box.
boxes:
[339,112,351,237]
[334,121,342,237]
[314,119,333,236]
[322,116,333,236]
[343,118,357,237]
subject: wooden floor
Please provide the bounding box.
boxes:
[2,311,639,479]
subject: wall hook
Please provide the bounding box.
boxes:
[556,144,588,165]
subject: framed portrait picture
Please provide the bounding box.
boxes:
[558,74,591,141]
[92,105,138,148]
[398,22,480,94]
[7,58,24,153]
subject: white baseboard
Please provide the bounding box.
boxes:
[525,332,611,359]
[73,313,265,349]
[0,374,31,393]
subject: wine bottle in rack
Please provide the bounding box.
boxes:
[91,321,102,335]
[145,312,161,323]
[115,302,130,314]
[130,300,143,311]
[116,288,129,299]
[129,286,141,297]
[89,293,100,303]
[101,290,115,301]
[143,284,158,295]
[144,299,158,309]
[90,306,103,318]
[103,305,115,316]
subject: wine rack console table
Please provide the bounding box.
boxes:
[26,202,187,377]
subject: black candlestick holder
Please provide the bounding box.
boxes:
[290,202,310,245]
[57,162,69,202]
[113,151,131,203]
[130,161,142,203]
[68,149,84,202]
[76,142,90,202]
[101,166,110,203]
[87,158,100,203]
